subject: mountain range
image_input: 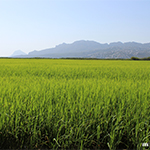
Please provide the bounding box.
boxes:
[11,40,150,59]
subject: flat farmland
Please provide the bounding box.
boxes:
[0,59,150,149]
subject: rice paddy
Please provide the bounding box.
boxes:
[0,59,150,149]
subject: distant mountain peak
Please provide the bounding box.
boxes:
[73,40,86,43]
[56,42,67,47]
[109,41,123,46]
[73,40,100,44]
[11,50,27,56]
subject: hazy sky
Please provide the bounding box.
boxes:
[0,0,150,56]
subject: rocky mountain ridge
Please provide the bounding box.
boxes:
[11,40,150,58]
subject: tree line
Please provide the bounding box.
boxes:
[131,56,150,60]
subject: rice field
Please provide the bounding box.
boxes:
[0,58,150,149]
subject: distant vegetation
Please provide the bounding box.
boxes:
[0,59,150,149]
[1,56,150,60]
[131,56,150,60]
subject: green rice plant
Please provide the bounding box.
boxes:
[0,59,150,149]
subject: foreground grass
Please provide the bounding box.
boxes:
[0,59,150,149]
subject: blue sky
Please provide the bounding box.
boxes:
[0,0,150,56]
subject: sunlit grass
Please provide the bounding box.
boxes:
[0,59,150,149]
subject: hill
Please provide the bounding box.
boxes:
[11,40,150,58]
[11,50,27,57]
